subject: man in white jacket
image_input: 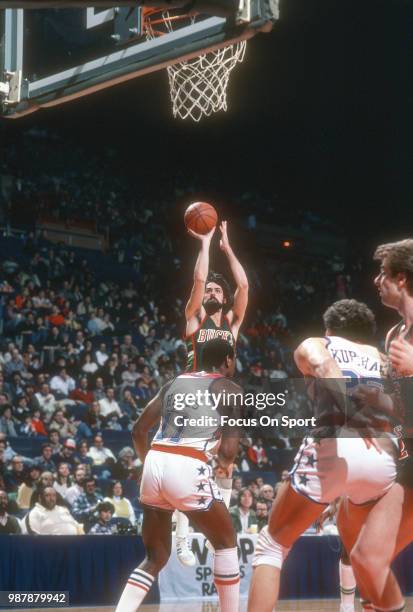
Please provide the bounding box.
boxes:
[26,487,83,535]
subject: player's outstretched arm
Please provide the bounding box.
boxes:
[185,227,215,334]
[131,392,162,461]
[219,221,248,337]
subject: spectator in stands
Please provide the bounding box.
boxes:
[0,433,18,462]
[53,462,72,500]
[0,489,21,534]
[14,396,32,425]
[121,362,140,388]
[89,500,115,535]
[247,479,260,499]
[85,401,104,433]
[75,440,93,468]
[65,465,87,507]
[229,488,257,534]
[81,353,99,376]
[275,469,290,496]
[9,373,25,403]
[112,446,139,480]
[50,368,75,399]
[71,476,103,528]
[16,464,42,511]
[259,484,275,512]
[0,405,18,437]
[49,407,77,439]
[95,343,109,367]
[247,438,269,470]
[255,498,269,532]
[100,357,121,387]
[104,481,135,524]
[93,377,106,401]
[120,335,139,360]
[53,438,78,469]
[70,377,94,407]
[230,476,243,505]
[119,389,139,421]
[48,429,63,455]
[87,435,115,469]
[34,383,56,423]
[34,444,56,473]
[4,455,26,493]
[29,471,65,508]
[21,408,48,437]
[4,349,25,379]
[98,388,122,421]
[87,310,107,336]
[26,487,83,535]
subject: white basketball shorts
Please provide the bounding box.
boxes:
[140,444,223,512]
[290,434,397,505]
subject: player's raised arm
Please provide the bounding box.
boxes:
[185,227,216,334]
[131,391,162,461]
[219,221,248,336]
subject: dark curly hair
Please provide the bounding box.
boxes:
[206,271,234,313]
[202,338,235,370]
[322,299,376,343]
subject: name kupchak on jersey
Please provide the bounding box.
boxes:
[152,372,226,458]
[185,315,235,372]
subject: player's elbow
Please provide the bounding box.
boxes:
[238,279,249,291]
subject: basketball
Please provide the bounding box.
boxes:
[184,202,218,234]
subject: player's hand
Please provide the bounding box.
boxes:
[389,338,413,376]
[219,221,231,253]
[187,226,216,242]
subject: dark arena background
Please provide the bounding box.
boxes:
[0,0,413,610]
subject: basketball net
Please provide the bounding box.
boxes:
[144,10,246,122]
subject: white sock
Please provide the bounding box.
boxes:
[115,567,154,612]
[213,547,240,612]
[340,560,356,606]
[175,511,189,539]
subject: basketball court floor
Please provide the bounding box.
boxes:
[18,602,413,611]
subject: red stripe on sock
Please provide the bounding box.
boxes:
[127,580,150,592]
[214,577,240,586]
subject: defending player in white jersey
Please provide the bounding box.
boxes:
[248,299,399,612]
[115,339,243,612]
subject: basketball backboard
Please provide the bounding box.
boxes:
[0,1,279,118]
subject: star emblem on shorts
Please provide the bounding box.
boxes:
[306,454,317,467]
[198,497,206,505]
[197,466,207,475]
[299,474,309,486]
[197,482,206,491]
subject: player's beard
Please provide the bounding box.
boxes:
[204,298,222,315]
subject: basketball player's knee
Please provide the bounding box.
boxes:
[252,526,290,569]
[350,545,386,578]
[145,546,170,571]
[214,532,237,550]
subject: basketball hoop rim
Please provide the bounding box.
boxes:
[143,9,194,37]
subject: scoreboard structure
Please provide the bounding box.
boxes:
[0,2,278,118]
